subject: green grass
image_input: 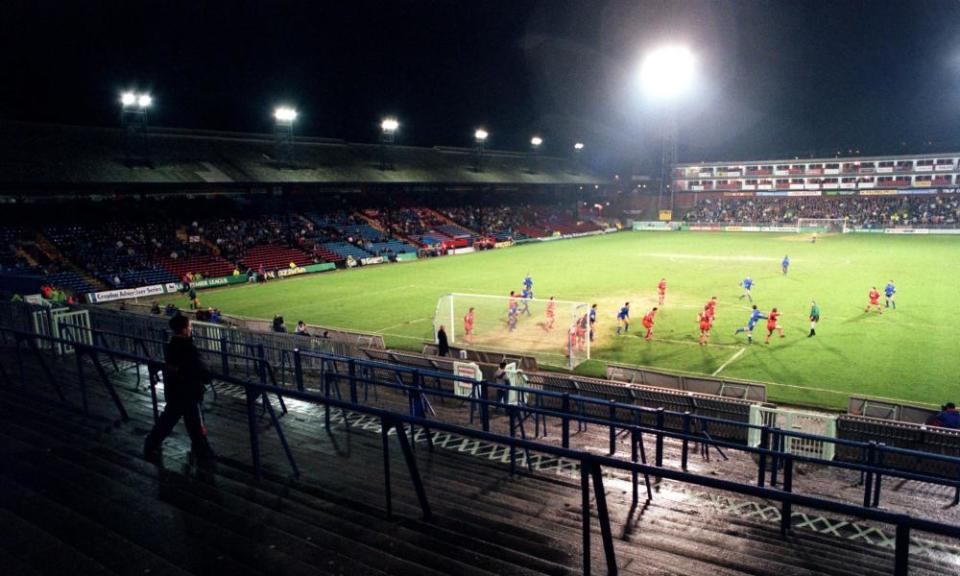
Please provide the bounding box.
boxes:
[154,232,960,411]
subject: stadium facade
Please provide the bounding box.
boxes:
[672,151,960,197]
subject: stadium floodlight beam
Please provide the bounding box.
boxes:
[574,142,585,150]
[120,91,152,109]
[274,106,298,124]
[473,128,488,172]
[639,45,696,101]
[380,117,399,170]
[640,44,696,218]
[530,136,543,147]
[381,117,399,134]
[118,91,153,160]
[273,106,298,164]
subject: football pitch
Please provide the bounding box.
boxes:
[158,232,960,410]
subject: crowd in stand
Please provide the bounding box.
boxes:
[0,192,619,301]
[683,194,960,228]
[189,215,305,262]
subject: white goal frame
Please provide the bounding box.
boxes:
[434,292,591,369]
[796,218,848,234]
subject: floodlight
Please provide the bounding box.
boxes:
[530,136,543,147]
[120,92,136,107]
[137,94,152,108]
[474,128,488,142]
[274,107,298,122]
[640,45,696,101]
[574,142,585,150]
[381,117,399,133]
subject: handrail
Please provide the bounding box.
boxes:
[12,324,960,473]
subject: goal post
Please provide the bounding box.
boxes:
[797,218,848,234]
[434,293,591,369]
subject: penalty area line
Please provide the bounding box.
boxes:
[712,347,746,376]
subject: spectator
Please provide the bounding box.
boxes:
[150,302,161,315]
[209,308,221,324]
[437,325,449,357]
[494,361,509,403]
[143,315,215,463]
[928,403,960,429]
[295,320,310,336]
[272,314,286,333]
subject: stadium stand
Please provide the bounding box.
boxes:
[683,194,960,227]
[2,305,959,575]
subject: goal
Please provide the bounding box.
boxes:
[434,293,591,369]
[796,218,848,234]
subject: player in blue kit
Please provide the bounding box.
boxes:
[520,287,533,316]
[588,303,597,341]
[739,276,754,302]
[884,280,896,309]
[782,255,790,275]
[616,302,630,335]
[523,273,533,293]
[734,305,767,344]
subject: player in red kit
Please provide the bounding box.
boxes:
[642,307,658,341]
[698,305,712,346]
[545,296,556,331]
[657,278,667,306]
[865,287,883,314]
[764,307,785,343]
[706,296,717,322]
[463,307,475,342]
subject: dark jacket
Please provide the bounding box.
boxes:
[437,329,449,357]
[163,336,212,404]
[931,409,960,429]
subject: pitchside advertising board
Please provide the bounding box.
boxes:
[85,263,336,304]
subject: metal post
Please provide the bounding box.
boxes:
[590,463,618,576]
[509,407,517,476]
[655,408,665,467]
[863,442,876,508]
[608,401,617,455]
[770,431,780,487]
[631,429,639,506]
[581,460,592,576]
[894,524,910,576]
[562,393,571,448]
[245,386,261,479]
[758,427,769,488]
[349,359,358,404]
[872,443,884,507]
[480,381,490,432]
[781,455,794,536]
[293,349,303,392]
[393,420,432,521]
[381,419,392,518]
[681,411,691,470]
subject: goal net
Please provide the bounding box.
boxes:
[797,218,847,234]
[434,293,590,369]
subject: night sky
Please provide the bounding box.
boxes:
[3,0,960,170]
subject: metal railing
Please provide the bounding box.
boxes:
[41,321,960,509]
[2,326,960,575]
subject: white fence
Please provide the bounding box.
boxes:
[748,405,838,460]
